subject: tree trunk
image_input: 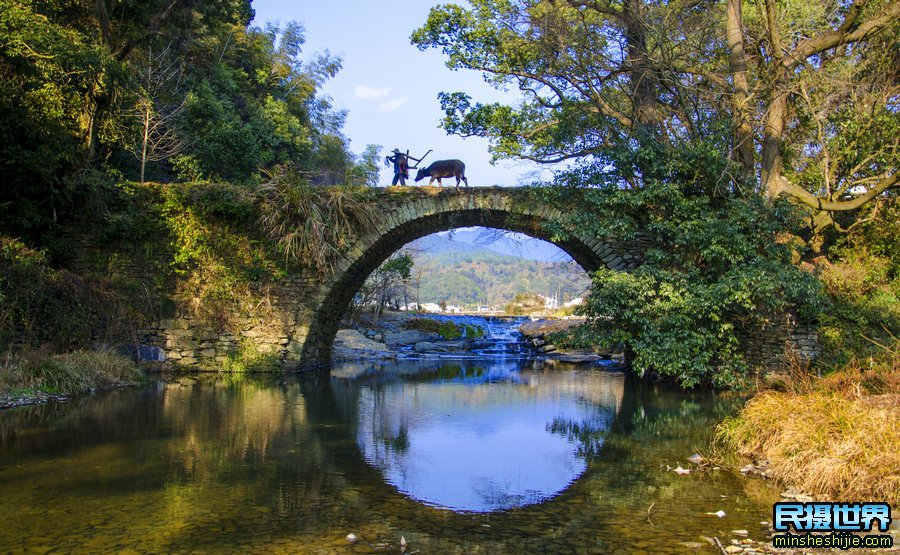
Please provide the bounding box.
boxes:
[762,88,789,198]
[726,0,754,181]
[140,103,150,183]
[761,0,789,199]
[622,0,660,131]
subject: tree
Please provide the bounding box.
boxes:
[355,252,414,323]
[412,0,730,184]
[131,45,186,182]
[412,0,899,219]
[749,0,899,216]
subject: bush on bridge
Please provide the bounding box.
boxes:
[535,139,828,387]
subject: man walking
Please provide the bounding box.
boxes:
[386,148,422,186]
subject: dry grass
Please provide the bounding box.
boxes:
[717,345,900,504]
[257,164,378,276]
[0,350,146,395]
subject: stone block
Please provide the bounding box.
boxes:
[138,345,166,362]
[166,337,197,350]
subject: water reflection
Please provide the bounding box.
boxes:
[343,359,624,511]
[0,362,774,554]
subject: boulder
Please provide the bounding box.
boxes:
[414,341,449,353]
[333,329,394,360]
[384,330,434,347]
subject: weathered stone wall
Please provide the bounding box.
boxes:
[739,313,820,370]
[139,272,322,367]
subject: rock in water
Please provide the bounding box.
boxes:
[346,533,357,543]
[687,454,704,464]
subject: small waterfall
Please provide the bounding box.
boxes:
[471,316,530,356]
[417,314,532,357]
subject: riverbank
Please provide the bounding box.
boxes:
[0,350,148,410]
[717,348,900,507]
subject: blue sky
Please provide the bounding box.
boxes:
[251,1,542,188]
[251,2,571,262]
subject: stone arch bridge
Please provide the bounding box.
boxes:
[296,187,644,368]
[148,187,645,370]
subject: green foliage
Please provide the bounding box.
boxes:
[0,236,145,352]
[816,226,900,365]
[0,1,377,242]
[221,342,281,373]
[402,318,485,340]
[537,141,827,387]
[154,182,282,327]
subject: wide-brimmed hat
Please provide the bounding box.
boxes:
[392,148,401,154]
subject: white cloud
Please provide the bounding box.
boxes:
[353,85,390,99]
[378,97,408,113]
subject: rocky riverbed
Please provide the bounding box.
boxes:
[0,390,70,410]
[333,312,623,363]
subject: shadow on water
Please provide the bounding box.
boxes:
[0,361,778,554]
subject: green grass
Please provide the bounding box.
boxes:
[0,350,148,396]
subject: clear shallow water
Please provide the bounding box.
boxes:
[0,359,782,554]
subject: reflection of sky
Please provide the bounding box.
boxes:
[354,365,619,512]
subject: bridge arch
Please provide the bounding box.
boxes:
[296,188,640,369]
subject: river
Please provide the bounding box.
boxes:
[0,320,784,554]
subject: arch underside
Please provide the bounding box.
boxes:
[299,208,609,370]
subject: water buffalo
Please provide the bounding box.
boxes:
[414,159,468,188]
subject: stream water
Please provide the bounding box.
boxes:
[0,320,785,554]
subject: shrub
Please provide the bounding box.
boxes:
[221,342,281,373]
[402,318,484,340]
[816,246,900,366]
[531,142,827,387]
[257,163,378,276]
[0,237,142,352]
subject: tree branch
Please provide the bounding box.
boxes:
[785,0,900,70]
[781,171,898,211]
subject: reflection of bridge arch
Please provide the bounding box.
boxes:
[297,188,643,369]
[295,362,648,549]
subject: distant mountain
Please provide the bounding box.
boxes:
[415,228,572,262]
[404,231,590,308]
